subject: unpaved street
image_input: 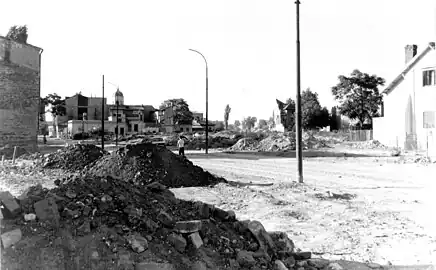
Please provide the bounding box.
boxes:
[173,151,436,266]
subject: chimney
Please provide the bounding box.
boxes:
[405,44,418,64]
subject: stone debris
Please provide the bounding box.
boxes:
[351,140,388,150]
[1,228,22,249]
[0,191,21,217]
[41,144,107,171]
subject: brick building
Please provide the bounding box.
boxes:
[0,36,43,152]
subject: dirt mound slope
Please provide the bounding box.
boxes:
[1,175,310,270]
[41,143,108,171]
[87,142,226,188]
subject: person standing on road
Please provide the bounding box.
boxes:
[177,136,185,156]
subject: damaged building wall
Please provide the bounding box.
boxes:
[0,37,42,152]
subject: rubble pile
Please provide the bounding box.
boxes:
[229,138,260,151]
[41,144,108,171]
[229,132,329,152]
[396,155,434,165]
[351,140,388,150]
[256,133,296,152]
[87,142,226,188]
[0,175,349,270]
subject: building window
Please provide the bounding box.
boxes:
[423,69,435,86]
[134,124,138,132]
[423,111,436,128]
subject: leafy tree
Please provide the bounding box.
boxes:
[160,98,194,125]
[234,120,241,130]
[242,116,257,132]
[258,119,268,130]
[6,25,28,43]
[300,88,330,129]
[42,93,66,138]
[224,104,231,130]
[280,89,330,130]
[331,69,385,126]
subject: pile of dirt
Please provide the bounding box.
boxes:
[41,144,108,171]
[87,142,226,188]
[230,132,329,152]
[256,133,296,151]
[0,145,29,159]
[229,138,260,151]
[351,140,388,150]
[396,155,434,165]
[0,175,331,270]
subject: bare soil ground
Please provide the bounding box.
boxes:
[172,148,436,266]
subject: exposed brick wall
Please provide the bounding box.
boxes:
[0,61,40,152]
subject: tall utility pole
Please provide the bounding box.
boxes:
[295,0,303,183]
[101,75,105,150]
[189,49,209,154]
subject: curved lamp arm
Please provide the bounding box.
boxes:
[189,49,208,69]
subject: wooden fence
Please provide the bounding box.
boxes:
[349,130,373,141]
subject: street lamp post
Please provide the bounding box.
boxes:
[189,49,209,154]
[116,100,119,146]
[295,0,303,183]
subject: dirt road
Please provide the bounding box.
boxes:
[172,151,436,266]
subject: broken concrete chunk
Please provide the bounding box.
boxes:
[167,233,187,253]
[174,220,202,234]
[135,262,175,270]
[146,182,167,191]
[269,231,295,253]
[188,232,203,249]
[24,213,36,221]
[325,262,344,270]
[65,190,77,199]
[227,210,236,220]
[126,233,148,253]
[0,191,21,217]
[236,250,256,267]
[293,251,311,260]
[283,256,296,268]
[157,211,175,228]
[213,207,229,220]
[34,198,60,224]
[196,202,213,219]
[248,220,275,251]
[1,228,22,249]
[307,258,330,268]
[274,260,289,270]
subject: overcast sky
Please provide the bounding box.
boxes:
[2,0,435,123]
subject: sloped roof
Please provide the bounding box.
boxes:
[383,42,436,95]
[0,35,43,52]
